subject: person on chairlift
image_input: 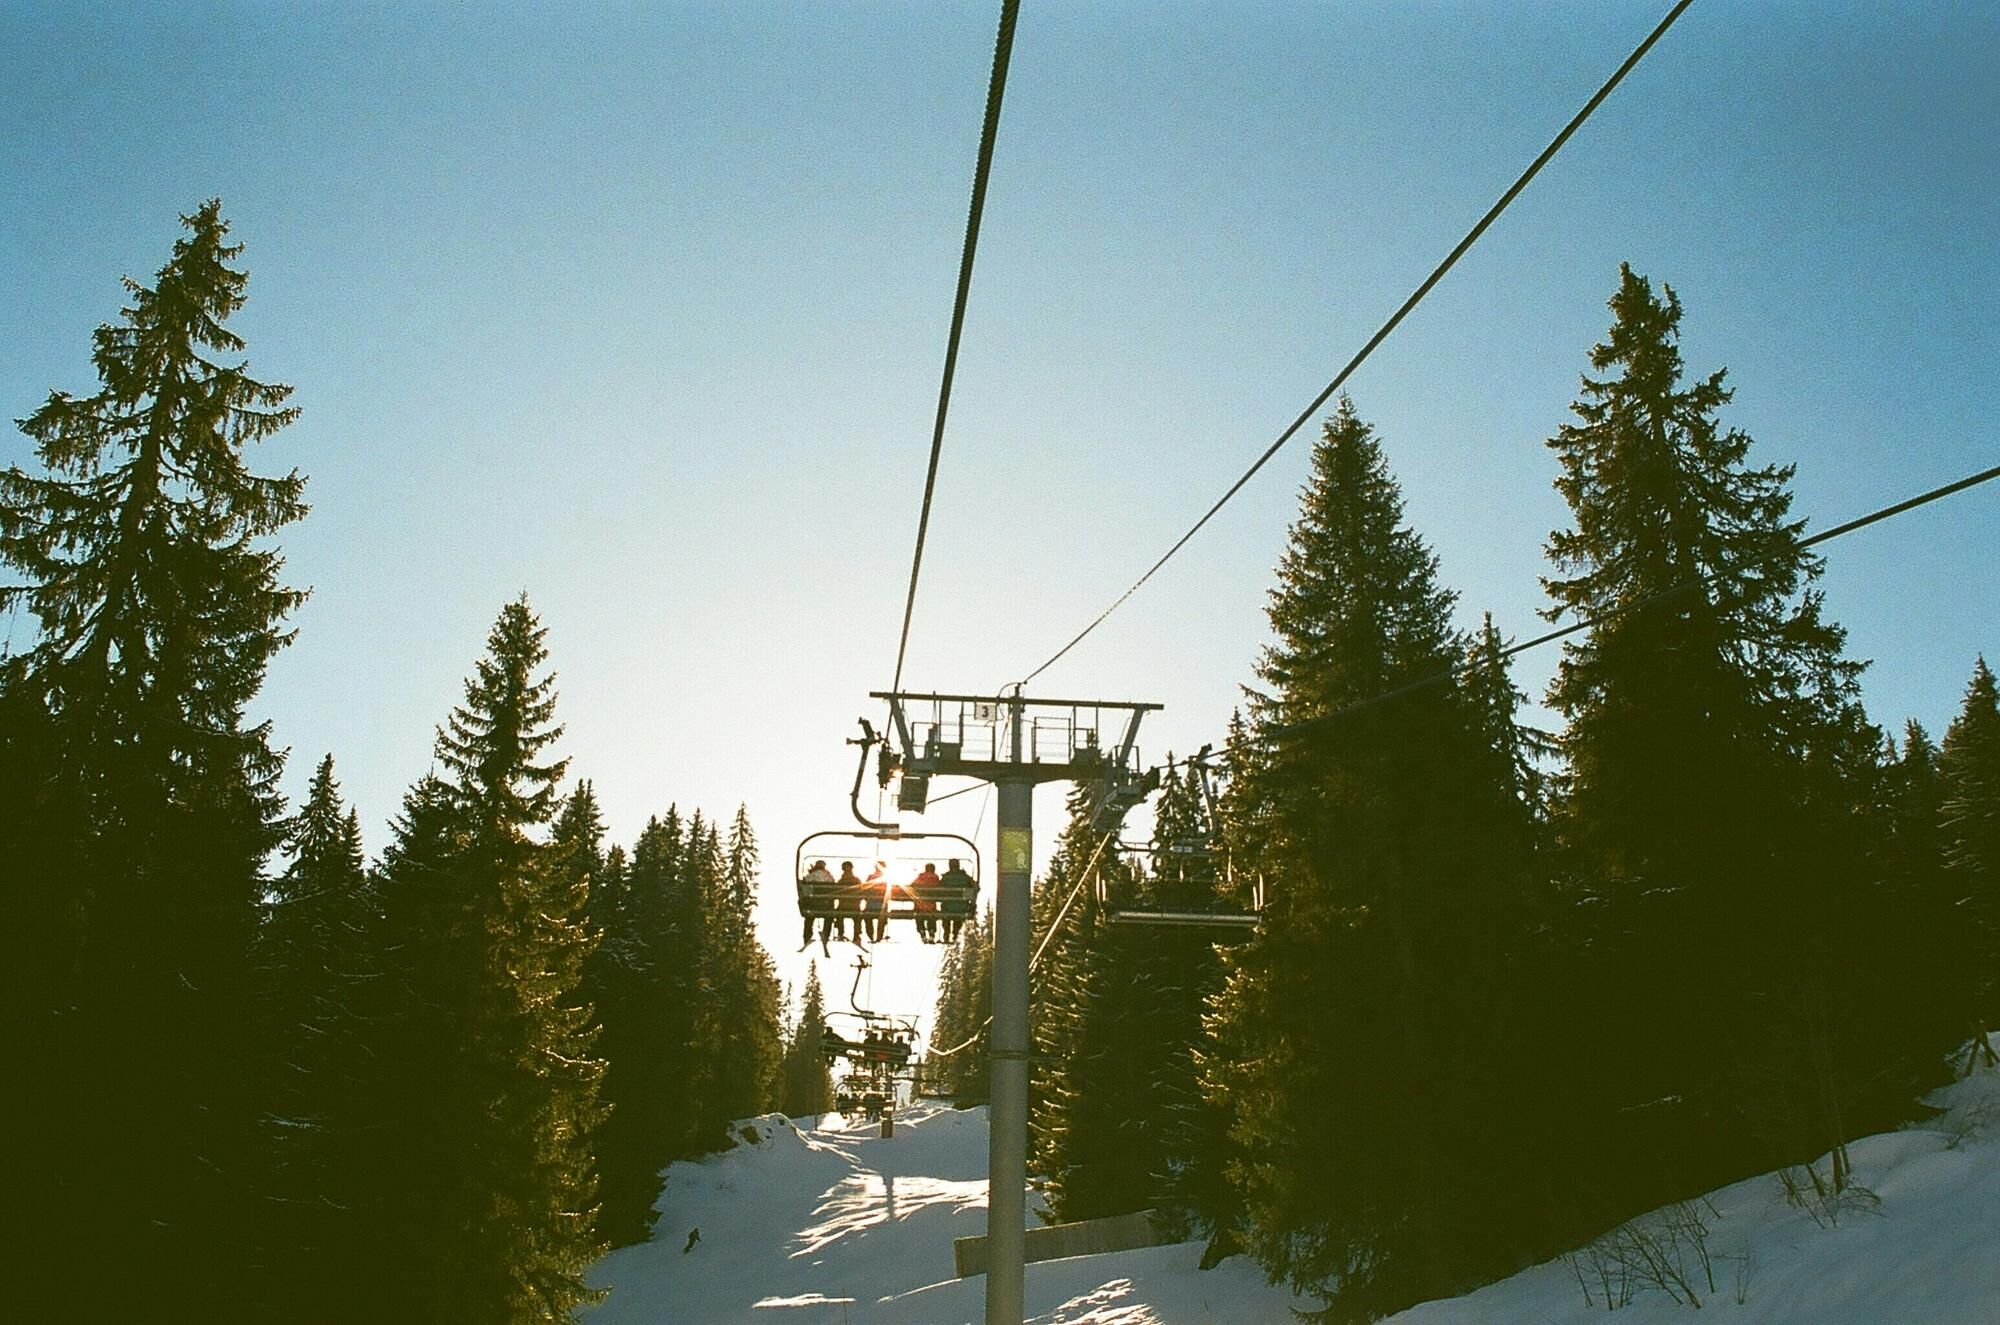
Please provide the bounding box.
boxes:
[800,859,835,952]
[835,860,863,945]
[864,859,892,941]
[911,861,942,943]
[940,857,975,942]
[821,1020,853,1059]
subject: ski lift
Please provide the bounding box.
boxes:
[1090,751,1264,937]
[1096,841,1264,936]
[819,1015,916,1073]
[819,957,922,1073]
[833,1084,893,1122]
[792,717,983,941]
[794,830,981,936]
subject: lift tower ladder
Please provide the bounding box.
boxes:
[870,690,1159,1325]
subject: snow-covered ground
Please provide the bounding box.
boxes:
[1385,1057,2000,1324]
[586,1054,2000,1324]
[583,1104,1312,1323]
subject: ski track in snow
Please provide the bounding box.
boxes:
[587,1057,2000,1324]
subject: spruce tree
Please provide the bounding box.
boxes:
[1941,658,2000,1051]
[593,809,689,1240]
[930,908,995,1101]
[682,813,730,1144]
[553,782,610,913]
[428,597,606,1322]
[256,755,380,1319]
[708,806,784,1124]
[782,963,836,1118]
[726,802,760,916]
[1203,399,1543,1318]
[1853,723,1966,1105]
[369,773,474,1311]
[1033,764,1230,1225]
[1,199,305,1316]
[1541,266,1882,1217]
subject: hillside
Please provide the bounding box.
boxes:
[586,1054,1999,1323]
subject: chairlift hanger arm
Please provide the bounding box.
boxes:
[849,953,871,1017]
[847,719,899,834]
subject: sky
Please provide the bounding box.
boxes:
[5,0,1997,1027]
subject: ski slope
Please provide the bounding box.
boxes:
[583,1104,1312,1323]
[586,1055,2000,1323]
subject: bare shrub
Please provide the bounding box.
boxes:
[1730,1248,1756,1306]
[1561,1200,1716,1310]
[1938,1093,2000,1151]
[1777,1160,1881,1228]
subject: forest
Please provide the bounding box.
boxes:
[927,276,2000,1318]
[0,202,830,1323]
[4,203,1994,1325]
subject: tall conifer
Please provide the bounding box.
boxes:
[1,199,305,1315]
[1204,399,1541,1318]
[1941,658,2000,1050]
[369,773,473,1310]
[708,807,784,1124]
[782,964,836,1118]
[257,755,380,1319]
[1541,266,1883,1216]
[427,597,607,1322]
[1034,764,1229,1225]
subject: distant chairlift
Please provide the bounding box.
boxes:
[1091,751,1263,937]
[820,1014,917,1074]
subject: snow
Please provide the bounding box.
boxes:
[1383,1056,2000,1325]
[587,1052,2000,1324]
[583,1104,1313,1323]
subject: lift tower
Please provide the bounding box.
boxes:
[871,690,1159,1325]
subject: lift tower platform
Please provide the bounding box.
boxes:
[869,691,1159,1325]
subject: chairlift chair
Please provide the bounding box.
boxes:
[1089,753,1264,937]
[793,829,982,937]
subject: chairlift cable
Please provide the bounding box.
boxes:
[924,824,1120,1060]
[1009,0,1696,691]
[889,0,1022,696]
[1028,827,1118,974]
[1186,458,2000,767]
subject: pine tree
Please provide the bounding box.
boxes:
[1202,398,1543,1318]
[256,755,380,1319]
[1,199,305,1316]
[1941,658,2000,1053]
[707,806,784,1125]
[782,963,835,1118]
[427,597,607,1321]
[1032,764,1231,1225]
[593,805,720,1240]
[931,907,995,1101]
[1541,266,1890,1219]
[1854,723,1967,1103]
[369,773,474,1310]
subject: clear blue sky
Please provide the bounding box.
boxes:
[5,1,1997,1019]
